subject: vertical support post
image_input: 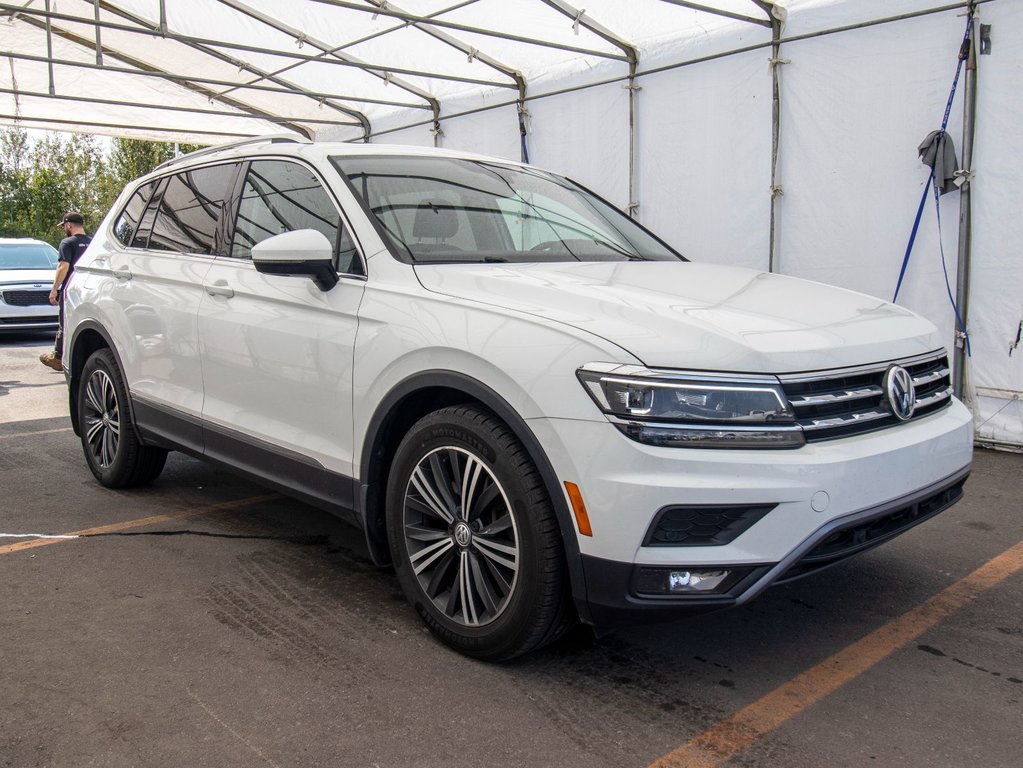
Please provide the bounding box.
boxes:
[44,0,55,95]
[94,0,103,64]
[766,14,783,273]
[954,17,978,399]
[159,0,168,36]
[517,82,530,164]
[627,60,640,219]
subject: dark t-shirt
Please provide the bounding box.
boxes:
[58,233,91,287]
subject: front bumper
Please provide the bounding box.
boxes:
[529,397,973,625]
[578,466,968,625]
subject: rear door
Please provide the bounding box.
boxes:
[197,158,365,515]
[104,163,241,451]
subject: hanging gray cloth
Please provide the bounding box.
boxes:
[918,130,959,195]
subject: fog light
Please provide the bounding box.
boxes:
[633,565,754,596]
[668,569,730,592]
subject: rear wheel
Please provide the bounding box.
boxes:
[386,405,574,660]
[78,349,167,488]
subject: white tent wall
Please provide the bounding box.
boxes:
[527,83,630,211]
[968,0,1023,448]
[435,104,523,165]
[776,0,1022,449]
[637,49,772,272]
[776,8,967,344]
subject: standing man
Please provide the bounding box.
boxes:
[39,212,91,372]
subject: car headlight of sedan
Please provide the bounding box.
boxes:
[577,364,805,449]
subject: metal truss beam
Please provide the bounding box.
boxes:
[213,0,442,137]
[97,0,371,138]
[4,15,321,138]
[360,0,526,148]
[539,0,641,214]
[658,0,772,27]
[0,112,270,139]
[0,87,361,127]
[0,1,514,92]
[2,50,370,125]
[308,0,630,61]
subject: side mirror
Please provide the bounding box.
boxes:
[251,229,340,292]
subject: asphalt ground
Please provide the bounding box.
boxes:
[1,332,1020,768]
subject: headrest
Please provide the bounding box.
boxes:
[412,201,458,240]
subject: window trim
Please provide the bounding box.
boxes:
[329,154,687,267]
[225,155,367,279]
[146,161,244,257]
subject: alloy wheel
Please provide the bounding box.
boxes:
[82,368,120,469]
[402,446,519,627]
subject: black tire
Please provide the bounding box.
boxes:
[386,405,575,660]
[78,349,168,488]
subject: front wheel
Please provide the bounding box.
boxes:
[78,349,167,488]
[386,405,574,660]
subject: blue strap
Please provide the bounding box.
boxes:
[892,9,974,357]
[892,176,932,303]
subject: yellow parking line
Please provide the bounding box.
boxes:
[0,494,279,556]
[650,539,1023,768]
[0,427,74,440]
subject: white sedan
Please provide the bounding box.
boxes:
[0,238,60,333]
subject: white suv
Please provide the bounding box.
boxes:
[63,136,973,659]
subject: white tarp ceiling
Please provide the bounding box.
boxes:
[3,0,1022,449]
[0,0,782,142]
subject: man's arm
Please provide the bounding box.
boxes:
[49,261,69,306]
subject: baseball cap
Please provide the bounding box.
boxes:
[60,212,85,226]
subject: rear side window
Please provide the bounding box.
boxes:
[148,163,240,255]
[231,159,361,274]
[112,181,157,246]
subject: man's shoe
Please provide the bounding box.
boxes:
[39,352,63,372]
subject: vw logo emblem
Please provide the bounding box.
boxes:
[884,365,916,421]
[453,522,472,548]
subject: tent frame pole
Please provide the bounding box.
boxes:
[954,16,978,399]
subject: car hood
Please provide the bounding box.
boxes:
[413,261,943,372]
[0,268,55,286]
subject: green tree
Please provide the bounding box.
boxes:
[0,130,205,244]
[108,138,205,189]
[0,128,33,238]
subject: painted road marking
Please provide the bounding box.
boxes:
[0,427,74,440]
[0,494,279,556]
[650,538,1023,768]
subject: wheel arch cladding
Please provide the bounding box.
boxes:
[67,322,116,438]
[358,370,592,623]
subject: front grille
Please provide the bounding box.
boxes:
[2,289,50,307]
[0,316,57,325]
[779,351,952,442]
[777,476,966,583]
[643,504,776,546]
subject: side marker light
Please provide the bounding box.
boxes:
[564,482,593,537]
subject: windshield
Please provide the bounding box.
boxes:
[332,156,684,265]
[0,243,59,270]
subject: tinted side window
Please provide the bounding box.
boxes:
[149,163,239,255]
[112,181,157,246]
[232,160,361,274]
[130,179,166,249]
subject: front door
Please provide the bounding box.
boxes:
[197,159,365,515]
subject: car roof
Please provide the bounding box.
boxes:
[0,238,55,246]
[147,137,525,178]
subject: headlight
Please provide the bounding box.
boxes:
[577,364,805,449]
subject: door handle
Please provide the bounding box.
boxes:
[205,280,234,299]
[112,268,132,280]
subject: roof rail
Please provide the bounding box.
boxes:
[153,133,312,172]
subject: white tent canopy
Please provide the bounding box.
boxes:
[3,0,1021,447]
